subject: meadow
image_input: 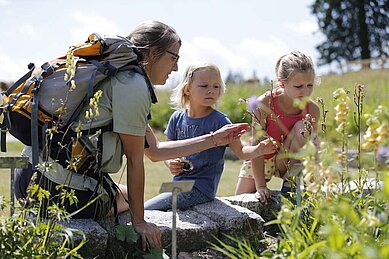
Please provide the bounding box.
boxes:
[0,68,388,203]
[1,68,388,258]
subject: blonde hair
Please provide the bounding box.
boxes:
[170,62,226,109]
[275,51,319,86]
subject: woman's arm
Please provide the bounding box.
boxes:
[162,138,184,175]
[144,123,249,162]
[119,133,161,250]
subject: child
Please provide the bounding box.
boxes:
[235,51,320,204]
[144,62,276,210]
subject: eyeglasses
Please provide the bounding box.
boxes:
[166,50,180,62]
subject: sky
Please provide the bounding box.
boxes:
[0,0,327,87]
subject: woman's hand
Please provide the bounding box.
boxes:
[255,186,271,204]
[212,123,250,146]
[133,221,161,251]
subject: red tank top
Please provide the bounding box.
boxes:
[264,95,310,159]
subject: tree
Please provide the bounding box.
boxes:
[311,0,388,68]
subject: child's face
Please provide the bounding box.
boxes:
[187,69,221,107]
[281,71,315,100]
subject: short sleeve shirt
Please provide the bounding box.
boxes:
[164,109,231,199]
[77,70,153,173]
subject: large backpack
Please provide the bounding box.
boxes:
[0,33,157,176]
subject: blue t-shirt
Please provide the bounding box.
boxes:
[164,109,231,199]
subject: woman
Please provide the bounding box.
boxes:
[14,20,248,250]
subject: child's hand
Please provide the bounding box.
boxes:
[166,159,184,175]
[255,186,271,204]
[257,138,278,156]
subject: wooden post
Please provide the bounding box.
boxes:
[159,181,194,259]
[0,157,29,215]
[286,163,304,207]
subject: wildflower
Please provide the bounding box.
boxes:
[333,88,350,135]
[363,106,389,150]
[317,97,324,105]
[323,168,338,187]
[332,88,349,100]
[336,122,346,133]
[70,79,76,90]
[247,95,259,113]
[293,96,310,110]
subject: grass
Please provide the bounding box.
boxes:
[1,68,387,209]
[0,139,282,209]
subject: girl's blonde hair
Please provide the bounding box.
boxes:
[275,51,320,86]
[170,62,226,109]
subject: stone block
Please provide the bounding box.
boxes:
[223,192,282,222]
[61,218,108,259]
[97,213,139,258]
[145,209,219,253]
[192,198,264,247]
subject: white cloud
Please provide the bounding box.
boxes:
[0,49,30,83]
[286,20,318,35]
[173,36,290,83]
[0,0,10,6]
[17,23,40,40]
[236,37,290,79]
[180,37,247,78]
[70,11,120,42]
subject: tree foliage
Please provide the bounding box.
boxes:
[311,0,389,67]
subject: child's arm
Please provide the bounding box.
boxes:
[252,93,271,203]
[251,155,270,203]
[228,138,276,160]
[229,93,275,160]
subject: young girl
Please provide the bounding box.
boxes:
[235,51,320,204]
[144,62,276,210]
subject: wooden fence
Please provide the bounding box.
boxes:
[0,156,29,215]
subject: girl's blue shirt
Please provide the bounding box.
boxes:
[164,109,231,199]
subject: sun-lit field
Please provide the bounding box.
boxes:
[0,140,281,205]
[1,68,388,209]
[1,68,388,259]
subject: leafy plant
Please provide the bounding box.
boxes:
[209,81,389,258]
[0,183,86,258]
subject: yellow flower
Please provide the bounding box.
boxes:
[334,113,347,122]
[334,103,349,113]
[336,122,345,133]
[377,124,389,138]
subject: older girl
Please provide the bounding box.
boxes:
[235,51,320,204]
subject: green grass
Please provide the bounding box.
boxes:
[152,69,389,153]
[0,139,282,207]
[1,68,388,208]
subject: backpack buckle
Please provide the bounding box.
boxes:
[41,62,54,77]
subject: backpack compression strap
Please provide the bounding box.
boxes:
[0,63,36,152]
[31,62,55,169]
